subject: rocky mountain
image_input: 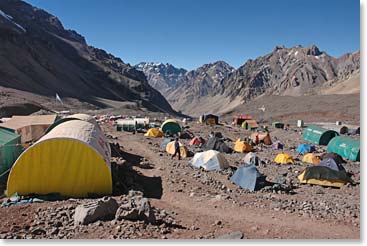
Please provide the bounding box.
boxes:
[136,61,235,113]
[165,61,235,112]
[216,45,360,102]
[139,45,359,116]
[135,62,187,94]
[0,0,175,114]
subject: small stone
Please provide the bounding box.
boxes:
[214,220,222,226]
[217,231,244,239]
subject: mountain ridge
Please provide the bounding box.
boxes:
[0,0,176,114]
[137,45,359,116]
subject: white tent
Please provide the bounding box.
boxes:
[190,150,229,171]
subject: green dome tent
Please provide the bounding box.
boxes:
[161,119,181,135]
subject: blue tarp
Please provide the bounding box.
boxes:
[296,144,316,154]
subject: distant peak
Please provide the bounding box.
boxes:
[273,45,286,52]
[306,45,322,56]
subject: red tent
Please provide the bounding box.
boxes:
[189,136,205,145]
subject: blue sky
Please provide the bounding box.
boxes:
[25,0,359,70]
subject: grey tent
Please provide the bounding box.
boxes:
[230,164,267,191]
[204,137,232,153]
[320,152,346,164]
[319,158,345,172]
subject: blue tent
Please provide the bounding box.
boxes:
[230,164,267,191]
[160,138,173,149]
[319,158,345,172]
[296,144,316,154]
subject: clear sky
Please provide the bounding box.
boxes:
[25,0,359,70]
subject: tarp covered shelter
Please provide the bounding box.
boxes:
[241,120,259,130]
[233,139,253,152]
[230,164,267,191]
[0,127,23,178]
[250,132,272,145]
[190,150,229,171]
[199,114,219,125]
[274,153,294,164]
[160,138,173,149]
[298,166,353,188]
[296,144,316,154]
[0,115,58,143]
[319,158,345,172]
[7,120,112,198]
[204,137,232,153]
[166,141,188,158]
[189,136,205,146]
[272,122,284,129]
[144,128,164,137]
[161,119,181,135]
[302,153,321,164]
[327,136,360,161]
[303,125,339,145]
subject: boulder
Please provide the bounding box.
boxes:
[115,196,156,223]
[74,197,118,225]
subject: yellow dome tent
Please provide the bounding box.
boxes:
[297,166,350,188]
[234,139,253,152]
[144,128,164,137]
[274,153,294,164]
[166,141,188,158]
[302,153,321,164]
[7,120,112,198]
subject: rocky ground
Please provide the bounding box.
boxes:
[0,119,360,239]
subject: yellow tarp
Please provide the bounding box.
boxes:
[298,170,346,188]
[144,128,164,137]
[234,139,253,152]
[274,153,294,164]
[302,153,321,164]
[166,141,188,158]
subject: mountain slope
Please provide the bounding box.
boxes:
[0,0,175,114]
[216,45,359,101]
[139,45,359,116]
[137,61,235,113]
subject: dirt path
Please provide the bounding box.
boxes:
[112,129,359,239]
